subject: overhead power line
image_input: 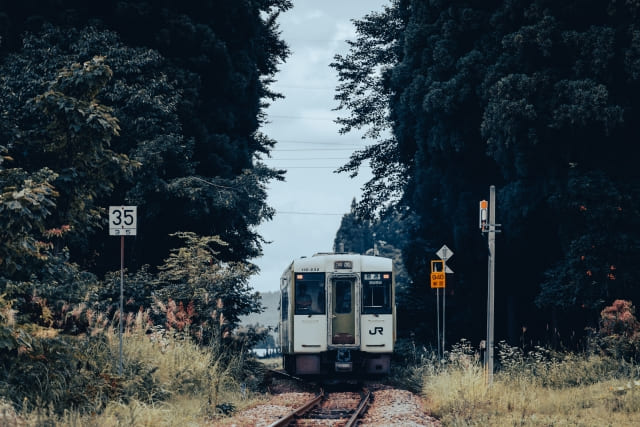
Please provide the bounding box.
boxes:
[277,210,345,216]
[269,114,335,121]
[276,85,335,90]
[277,166,344,169]
[272,148,357,152]
[264,157,350,160]
[276,139,364,145]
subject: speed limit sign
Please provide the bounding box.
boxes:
[109,206,137,236]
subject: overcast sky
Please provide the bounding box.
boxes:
[250,0,390,294]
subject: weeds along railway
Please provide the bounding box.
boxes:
[279,252,395,376]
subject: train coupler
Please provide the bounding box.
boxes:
[335,349,353,372]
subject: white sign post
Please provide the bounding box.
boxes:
[109,206,137,375]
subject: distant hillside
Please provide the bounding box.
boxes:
[240,291,279,329]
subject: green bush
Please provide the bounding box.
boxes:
[390,337,439,393]
[1,332,115,415]
[497,340,634,388]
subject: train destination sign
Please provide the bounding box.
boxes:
[334,260,353,269]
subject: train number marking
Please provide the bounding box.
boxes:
[369,327,384,335]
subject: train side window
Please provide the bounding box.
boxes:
[281,292,288,320]
[362,272,392,314]
[295,273,325,315]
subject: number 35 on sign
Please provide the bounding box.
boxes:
[109,206,137,236]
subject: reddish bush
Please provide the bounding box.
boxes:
[592,299,640,361]
[599,299,640,337]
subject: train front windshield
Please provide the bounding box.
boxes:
[295,273,325,315]
[362,272,392,314]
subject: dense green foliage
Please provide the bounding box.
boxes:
[1,0,291,269]
[0,0,289,413]
[333,0,640,346]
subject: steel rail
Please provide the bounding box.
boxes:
[267,388,324,427]
[267,368,306,384]
[344,390,371,427]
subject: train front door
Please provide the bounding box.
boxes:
[331,278,356,344]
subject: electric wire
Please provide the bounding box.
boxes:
[269,114,335,121]
[276,210,344,216]
[264,157,350,160]
[276,139,364,145]
[272,148,360,152]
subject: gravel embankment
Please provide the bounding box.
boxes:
[224,380,440,426]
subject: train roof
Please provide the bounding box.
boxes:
[291,252,392,272]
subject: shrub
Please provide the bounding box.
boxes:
[1,331,116,415]
[390,337,438,393]
[588,299,640,362]
[498,340,630,388]
[421,339,489,422]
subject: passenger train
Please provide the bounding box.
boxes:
[279,252,395,375]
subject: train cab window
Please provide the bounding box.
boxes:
[362,272,392,314]
[295,273,325,315]
[335,280,352,313]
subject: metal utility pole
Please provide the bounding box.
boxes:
[482,186,498,385]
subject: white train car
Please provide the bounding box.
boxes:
[279,253,395,375]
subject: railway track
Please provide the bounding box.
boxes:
[266,369,371,426]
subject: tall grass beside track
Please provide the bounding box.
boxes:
[394,339,640,426]
[4,320,267,426]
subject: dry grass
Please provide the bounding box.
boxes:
[421,342,640,426]
[425,373,640,426]
[17,394,266,427]
[10,324,266,426]
[259,355,283,370]
[122,327,214,396]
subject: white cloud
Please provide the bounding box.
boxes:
[283,8,326,26]
[332,20,358,44]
